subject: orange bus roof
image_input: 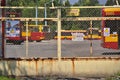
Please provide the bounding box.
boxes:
[103,8,120,15]
[104,8,120,12]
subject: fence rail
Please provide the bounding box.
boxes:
[1,17,120,21]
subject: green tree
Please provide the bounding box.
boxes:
[105,0,120,6]
[72,0,101,30]
[74,0,99,6]
[105,0,114,6]
[64,0,71,6]
[61,0,71,30]
[74,0,83,6]
[7,0,36,6]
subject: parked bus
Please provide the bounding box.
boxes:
[5,11,50,44]
[21,25,45,42]
[101,8,120,49]
[54,29,101,40]
[84,28,101,40]
[54,30,86,40]
[6,22,47,44]
[5,11,24,44]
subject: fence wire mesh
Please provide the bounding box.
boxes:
[5,20,57,58]
[0,6,120,58]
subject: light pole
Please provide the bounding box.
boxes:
[44,3,47,26]
[116,0,119,5]
[0,0,1,6]
[44,0,54,26]
[35,0,38,26]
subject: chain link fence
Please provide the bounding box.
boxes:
[0,6,120,59]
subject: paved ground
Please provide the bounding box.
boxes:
[5,40,120,58]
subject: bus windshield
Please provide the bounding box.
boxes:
[87,28,99,35]
[105,20,120,33]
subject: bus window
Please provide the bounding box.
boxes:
[105,20,118,34]
[43,26,49,32]
[84,28,101,40]
[88,29,99,35]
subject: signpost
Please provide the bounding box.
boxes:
[72,32,84,41]
[104,28,110,36]
[66,9,80,16]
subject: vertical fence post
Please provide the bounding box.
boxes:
[25,20,29,57]
[57,8,61,61]
[1,20,4,58]
[90,20,93,56]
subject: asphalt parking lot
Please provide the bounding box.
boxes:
[5,40,120,58]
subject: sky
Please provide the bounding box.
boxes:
[69,0,107,5]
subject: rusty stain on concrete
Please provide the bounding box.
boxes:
[0,57,120,77]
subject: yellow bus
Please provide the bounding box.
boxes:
[54,30,86,40]
[84,28,101,40]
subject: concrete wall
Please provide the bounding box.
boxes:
[0,57,120,77]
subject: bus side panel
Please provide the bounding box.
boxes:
[61,36,72,40]
[30,32,44,41]
[103,42,118,49]
[101,8,119,49]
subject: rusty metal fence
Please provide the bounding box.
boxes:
[0,6,120,60]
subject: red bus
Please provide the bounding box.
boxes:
[5,12,47,44]
[84,28,101,40]
[101,8,120,49]
[5,12,24,44]
[54,30,86,40]
[21,25,45,42]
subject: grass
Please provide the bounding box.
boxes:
[0,76,16,80]
[106,72,120,80]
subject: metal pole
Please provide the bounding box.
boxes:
[90,20,93,56]
[57,8,61,61]
[35,0,38,26]
[44,4,47,26]
[26,21,29,57]
[0,0,1,6]
[52,0,54,7]
[116,0,119,5]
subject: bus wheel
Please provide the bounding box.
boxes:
[64,37,67,40]
[13,41,21,45]
[29,40,33,42]
[36,40,41,42]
